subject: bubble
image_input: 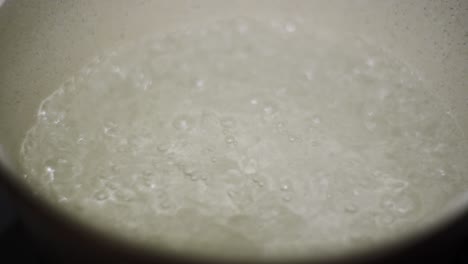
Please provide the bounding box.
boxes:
[237,22,249,34]
[366,58,375,67]
[103,122,118,137]
[241,158,258,175]
[161,201,171,209]
[44,166,55,181]
[76,136,86,145]
[281,185,289,191]
[142,170,153,177]
[195,79,205,88]
[220,117,236,128]
[142,178,156,189]
[157,144,170,152]
[173,115,193,131]
[384,178,409,192]
[38,110,47,119]
[285,22,296,33]
[115,189,135,202]
[225,135,237,145]
[94,190,109,201]
[182,165,197,176]
[305,70,315,81]
[252,178,265,187]
[437,169,446,177]
[43,158,79,183]
[263,104,277,115]
[380,193,421,217]
[376,214,395,225]
[227,190,236,198]
[344,204,359,214]
[394,195,419,215]
[106,182,119,191]
[109,163,122,173]
[365,120,377,131]
[250,98,258,105]
[309,140,319,147]
[313,117,321,125]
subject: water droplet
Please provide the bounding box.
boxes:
[281,185,289,191]
[210,157,217,163]
[250,98,258,105]
[282,195,291,202]
[191,175,199,181]
[288,135,298,142]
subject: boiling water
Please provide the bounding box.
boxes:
[20,18,468,258]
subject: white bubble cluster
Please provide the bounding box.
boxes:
[20,18,468,259]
